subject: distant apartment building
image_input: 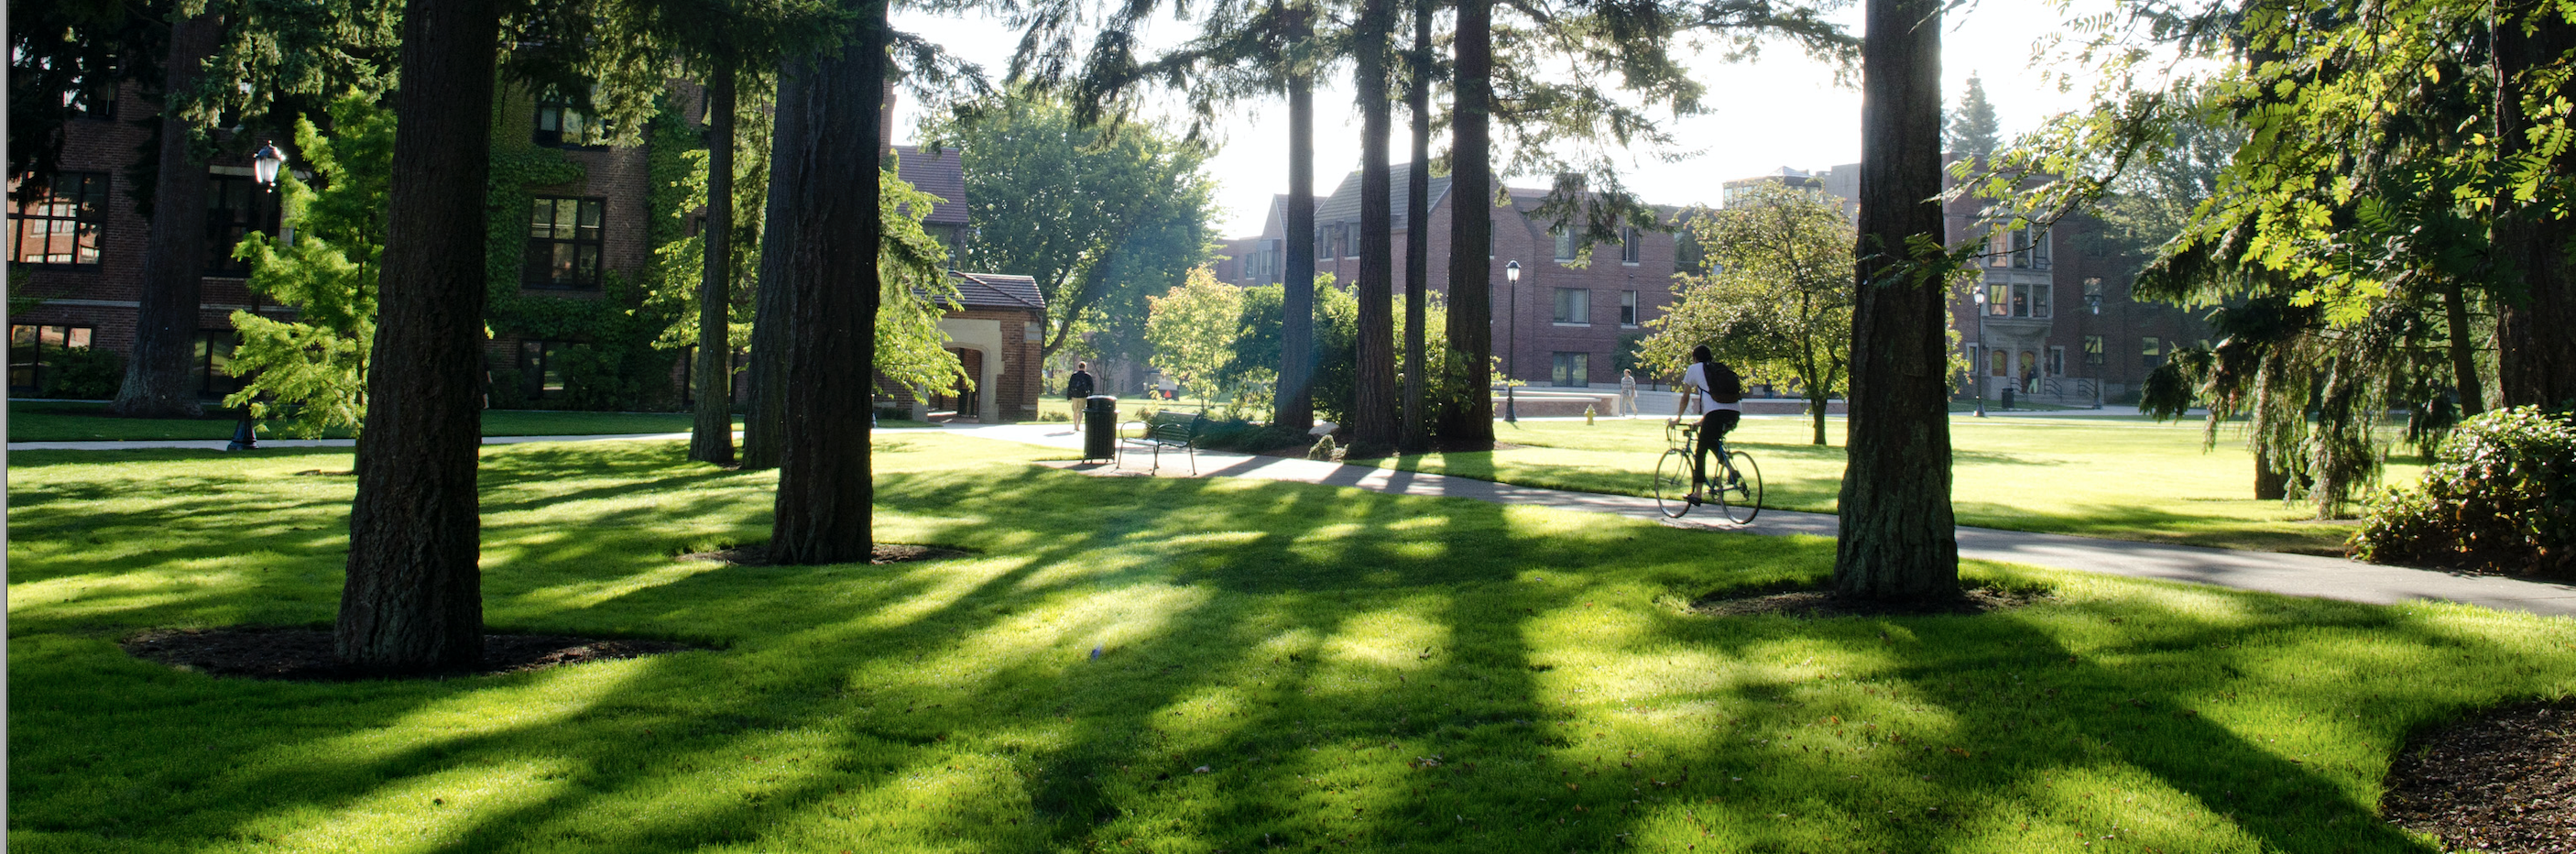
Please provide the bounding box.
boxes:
[1721,162,2209,405]
[1214,163,1686,389]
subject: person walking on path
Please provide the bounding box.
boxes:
[1066,362,1097,432]
[1620,369,1639,417]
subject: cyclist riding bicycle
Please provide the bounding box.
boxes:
[1670,345,1743,505]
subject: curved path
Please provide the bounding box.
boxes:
[944,422,2576,619]
[17,424,2574,618]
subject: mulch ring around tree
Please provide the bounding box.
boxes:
[2381,697,2576,854]
[1692,585,2050,619]
[677,542,971,566]
[120,628,698,682]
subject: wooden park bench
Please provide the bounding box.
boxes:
[1118,411,1207,475]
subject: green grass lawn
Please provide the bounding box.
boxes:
[5,400,744,442]
[1377,415,2425,555]
[8,436,2569,852]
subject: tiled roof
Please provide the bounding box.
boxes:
[1313,162,1452,226]
[946,270,1044,312]
[892,145,969,226]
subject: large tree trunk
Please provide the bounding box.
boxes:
[768,6,884,565]
[1400,0,1432,452]
[2494,0,2576,409]
[1834,0,1958,599]
[1276,16,1317,433]
[1441,0,1496,445]
[336,0,497,670]
[2440,278,2485,415]
[692,64,738,465]
[740,62,807,471]
[2254,445,2291,500]
[111,12,223,419]
[1350,0,1398,453]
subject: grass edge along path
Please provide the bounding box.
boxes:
[1366,414,2422,555]
[5,400,755,442]
[8,434,2571,853]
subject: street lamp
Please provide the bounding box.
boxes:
[1504,259,1522,423]
[1971,285,1989,418]
[251,141,288,192]
[2084,282,2103,410]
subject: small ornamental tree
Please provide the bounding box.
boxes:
[1144,268,1245,407]
[225,94,396,438]
[1643,184,1856,445]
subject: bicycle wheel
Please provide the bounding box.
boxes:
[1717,450,1763,524]
[1653,447,1695,518]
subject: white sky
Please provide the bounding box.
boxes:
[893,0,2121,237]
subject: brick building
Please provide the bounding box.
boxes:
[9,74,1043,421]
[1215,162,1687,389]
[1723,162,2210,405]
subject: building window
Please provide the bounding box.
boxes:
[205,173,281,276]
[1987,224,2051,269]
[1997,280,2053,318]
[1551,352,1590,387]
[1621,226,1641,264]
[2047,346,2066,378]
[9,171,110,267]
[1554,288,1590,324]
[519,339,568,398]
[1553,229,1577,261]
[1985,281,2009,316]
[68,72,116,120]
[2029,281,2051,318]
[1989,347,2008,377]
[2082,334,2104,366]
[2141,336,2163,369]
[524,197,606,290]
[1317,230,1332,261]
[534,97,608,148]
[8,324,94,393]
[1343,224,1359,258]
[193,330,243,397]
[1620,290,1639,326]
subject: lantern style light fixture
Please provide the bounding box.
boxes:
[251,141,288,191]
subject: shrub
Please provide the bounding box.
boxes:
[43,346,123,400]
[2353,406,2576,574]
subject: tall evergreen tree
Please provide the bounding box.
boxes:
[1946,72,1999,160]
[109,11,223,420]
[1278,0,1321,432]
[1351,0,1399,453]
[1835,0,1959,599]
[1441,0,1496,443]
[1401,0,1435,451]
[768,0,887,564]
[337,0,499,670]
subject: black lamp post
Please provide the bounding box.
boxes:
[1971,286,1989,418]
[2084,282,2103,410]
[228,141,289,452]
[1504,259,1521,423]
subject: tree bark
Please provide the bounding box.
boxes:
[1441,0,1496,445]
[2493,0,2576,409]
[768,6,883,565]
[692,63,738,465]
[1276,15,1317,433]
[2440,278,2485,415]
[1400,0,1433,452]
[111,11,223,419]
[1834,0,1958,599]
[740,61,807,471]
[336,0,497,671]
[2254,445,2291,500]
[1350,0,1398,453]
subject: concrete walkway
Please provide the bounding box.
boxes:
[21,422,2573,618]
[947,422,2576,619]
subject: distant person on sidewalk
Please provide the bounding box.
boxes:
[1672,345,1743,505]
[1620,369,1639,417]
[1066,362,1097,432]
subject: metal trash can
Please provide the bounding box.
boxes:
[1999,388,2015,411]
[1084,395,1119,461]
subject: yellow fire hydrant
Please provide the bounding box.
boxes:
[1585,403,1597,425]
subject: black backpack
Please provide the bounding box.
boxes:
[1066,371,1095,398]
[1708,363,1743,404]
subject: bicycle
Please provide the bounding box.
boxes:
[1653,419,1763,523]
